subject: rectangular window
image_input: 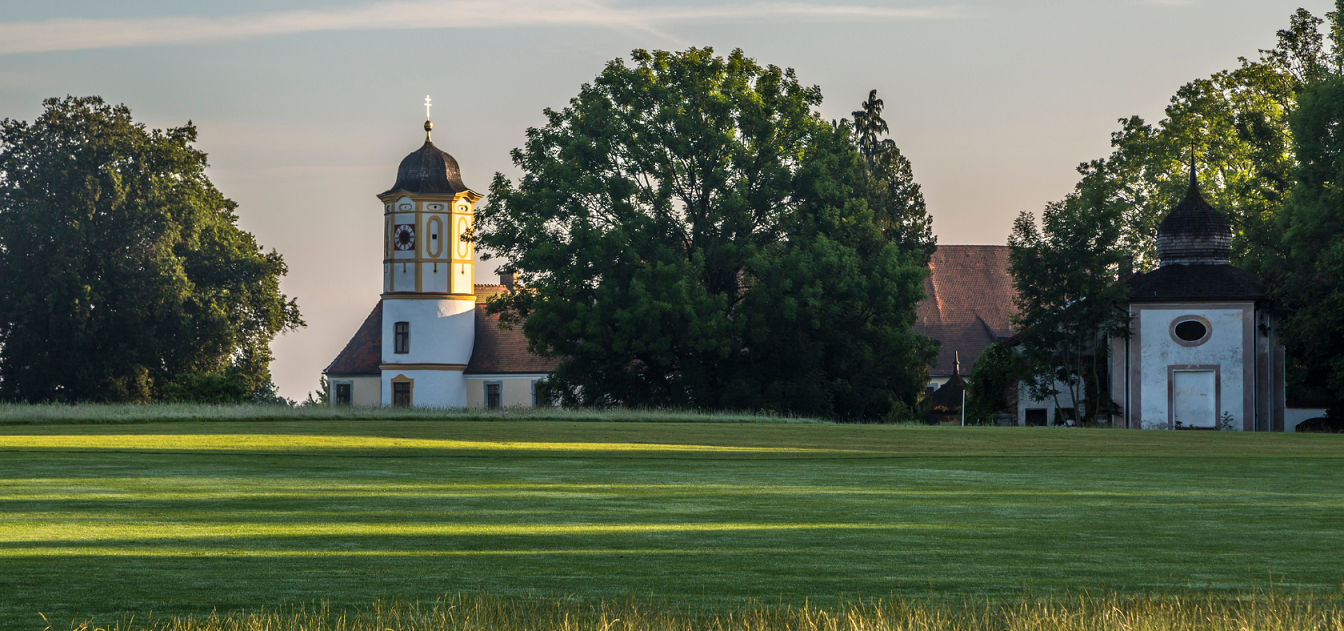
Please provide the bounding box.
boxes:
[334,383,352,406]
[393,381,411,407]
[394,322,409,354]
[485,382,502,409]
[531,380,540,408]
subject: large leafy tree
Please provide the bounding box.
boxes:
[478,48,936,419]
[0,97,303,402]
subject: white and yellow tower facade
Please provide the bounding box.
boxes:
[376,118,481,407]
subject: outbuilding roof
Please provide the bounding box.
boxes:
[915,245,1017,378]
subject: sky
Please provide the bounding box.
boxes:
[0,0,1333,401]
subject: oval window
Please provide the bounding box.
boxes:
[1174,320,1207,342]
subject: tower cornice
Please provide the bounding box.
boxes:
[377,189,482,204]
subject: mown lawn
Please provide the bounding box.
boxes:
[0,417,1340,629]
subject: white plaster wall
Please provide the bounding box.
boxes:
[391,262,416,292]
[451,260,473,294]
[1138,307,1246,430]
[381,298,475,366]
[1285,408,1327,433]
[421,263,449,293]
[381,370,466,407]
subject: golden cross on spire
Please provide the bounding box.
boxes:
[423,95,433,142]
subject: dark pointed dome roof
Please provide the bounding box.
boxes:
[1156,172,1232,266]
[380,124,469,197]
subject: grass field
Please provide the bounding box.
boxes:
[1,413,1342,629]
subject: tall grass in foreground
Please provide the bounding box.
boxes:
[50,591,1344,631]
[0,403,829,425]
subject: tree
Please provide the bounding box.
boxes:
[1008,170,1131,425]
[1275,73,1344,418]
[847,90,936,265]
[964,342,1024,425]
[0,97,303,402]
[478,48,937,419]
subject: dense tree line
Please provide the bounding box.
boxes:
[1005,2,1344,422]
[478,48,938,420]
[0,97,303,403]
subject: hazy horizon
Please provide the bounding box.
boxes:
[1,0,1330,401]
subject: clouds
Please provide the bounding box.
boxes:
[0,0,964,55]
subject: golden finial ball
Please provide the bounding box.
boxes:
[424,120,433,133]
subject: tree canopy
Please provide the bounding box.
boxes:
[1274,72,1344,417]
[478,48,937,419]
[0,97,303,402]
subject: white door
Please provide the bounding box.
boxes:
[1172,370,1216,429]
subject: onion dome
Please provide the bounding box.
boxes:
[380,121,469,196]
[1156,169,1232,266]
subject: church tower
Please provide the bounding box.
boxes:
[376,107,482,407]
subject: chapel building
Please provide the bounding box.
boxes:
[1108,171,1285,430]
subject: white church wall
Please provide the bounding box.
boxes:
[391,262,416,292]
[382,370,466,407]
[420,262,449,293]
[1136,304,1251,430]
[381,298,476,366]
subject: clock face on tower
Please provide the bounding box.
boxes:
[394,224,415,251]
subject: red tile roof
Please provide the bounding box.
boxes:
[324,302,382,376]
[465,303,563,375]
[915,245,1017,377]
[467,284,560,374]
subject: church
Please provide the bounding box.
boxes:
[322,118,557,409]
[323,117,1290,429]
